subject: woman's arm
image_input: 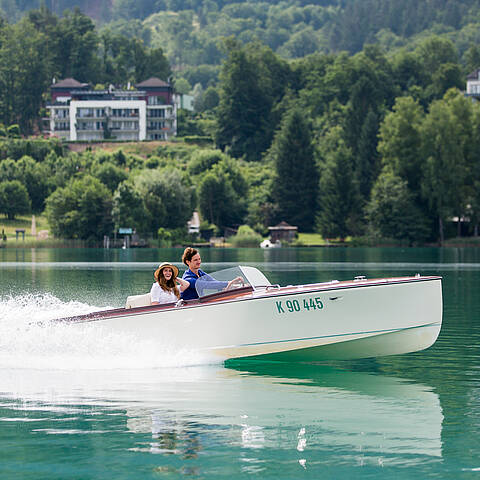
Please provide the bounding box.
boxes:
[150,283,161,304]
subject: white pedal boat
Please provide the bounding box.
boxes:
[56,266,443,361]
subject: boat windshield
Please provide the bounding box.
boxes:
[195,267,250,298]
[195,266,272,298]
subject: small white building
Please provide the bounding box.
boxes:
[187,211,200,234]
[174,93,194,112]
[466,69,480,96]
[47,77,177,141]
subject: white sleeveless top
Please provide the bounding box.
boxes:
[150,282,178,304]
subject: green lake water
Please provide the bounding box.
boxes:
[0,246,479,479]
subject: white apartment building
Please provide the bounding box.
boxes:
[47,77,177,141]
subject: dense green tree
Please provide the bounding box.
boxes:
[243,161,275,231]
[57,8,100,82]
[93,162,128,193]
[391,50,428,95]
[15,156,53,212]
[378,96,425,195]
[425,62,464,100]
[196,155,247,229]
[317,128,361,239]
[112,180,149,234]
[367,167,430,243]
[278,27,320,59]
[421,92,472,244]
[198,86,220,112]
[187,149,225,176]
[356,109,380,202]
[133,168,194,235]
[0,156,52,212]
[464,45,480,76]
[0,179,31,219]
[343,46,395,154]
[268,106,318,231]
[467,105,480,236]
[45,176,113,240]
[174,77,192,95]
[215,38,276,161]
[0,20,49,132]
[198,170,243,229]
[415,36,459,77]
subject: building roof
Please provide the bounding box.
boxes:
[467,69,480,80]
[135,77,170,88]
[268,221,298,231]
[51,78,89,89]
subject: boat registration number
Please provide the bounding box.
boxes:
[275,297,324,314]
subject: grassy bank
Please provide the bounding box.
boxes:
[0,214,63,247]
[0,215,48,238]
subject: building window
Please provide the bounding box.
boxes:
[53,109,69,119]
[148,109,166,118]
[149,133,164,140]
[148,96,166,105]
[55,122,69,131]
[111,121,138,131]
[112,108,139,118]
[147,121,165,130]
[78,108,94,118]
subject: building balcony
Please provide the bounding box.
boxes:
[147,127,173,133]
[147,114,174,120]
[76,114,106,119]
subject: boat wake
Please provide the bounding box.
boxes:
[0,293,216,370]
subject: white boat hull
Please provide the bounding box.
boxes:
[61,275,442,362]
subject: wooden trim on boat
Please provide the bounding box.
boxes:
[54,276,441,324]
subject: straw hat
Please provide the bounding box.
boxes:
[154,262,179,281]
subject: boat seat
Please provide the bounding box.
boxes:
[125,293,152,309]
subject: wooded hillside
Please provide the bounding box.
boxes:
[1,1,480,245]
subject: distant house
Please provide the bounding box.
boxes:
[466,69,480,98]
[174,93,194,112]
[46,77,177,141]
[187,211,200,234]
[268,221,298,243]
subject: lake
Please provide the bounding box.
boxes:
[0,246,479,479]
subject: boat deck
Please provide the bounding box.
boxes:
[54,275,441,324]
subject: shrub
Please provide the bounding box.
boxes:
[0,180,31,219]
[229,225,263,247]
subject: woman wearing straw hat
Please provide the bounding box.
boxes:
[150,262,189,305]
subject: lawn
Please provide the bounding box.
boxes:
[0,214,49,241]
[296,233,327,246]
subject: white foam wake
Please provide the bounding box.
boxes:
[0,293,215,370]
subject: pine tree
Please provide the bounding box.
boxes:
[269,107,318,232]
[317,128,362,240]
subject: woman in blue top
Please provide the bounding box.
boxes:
[180,247,243,300]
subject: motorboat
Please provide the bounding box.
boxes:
[55,266,443,362]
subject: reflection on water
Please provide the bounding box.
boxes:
[0,363,443,475]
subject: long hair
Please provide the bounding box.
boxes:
[157,269,180,298]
